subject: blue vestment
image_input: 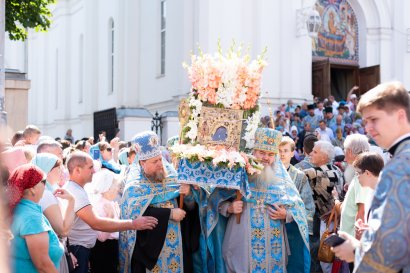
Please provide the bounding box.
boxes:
[355,138,410,273]
[119,169,183,273]
[222,157,310,273]
[192,186,235,273]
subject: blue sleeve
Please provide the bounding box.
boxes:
[299,174,315,234]
[355,169,410,272]
[19,215,51,236]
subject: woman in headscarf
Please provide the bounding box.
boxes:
[290,125,299,142]
[32,153,76,273]
[118,147,139,194]
[96,141,121,174]
[118,147,137,166]
[87,169,120,273]
[9,164,64,273]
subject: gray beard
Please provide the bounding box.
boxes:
[249,164,276,189]
[144,168,166,183]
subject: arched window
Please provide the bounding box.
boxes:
[108,18,115,94]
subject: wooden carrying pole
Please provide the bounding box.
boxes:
[179,194,184,209]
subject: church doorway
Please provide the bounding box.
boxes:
[312,59,380,101]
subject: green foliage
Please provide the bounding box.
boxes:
[181,126,191,144]
[6,0,55,41]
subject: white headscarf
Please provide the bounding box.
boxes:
[290,125,298,135]
[85,169,116,196]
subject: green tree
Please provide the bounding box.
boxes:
[6,0,55,41]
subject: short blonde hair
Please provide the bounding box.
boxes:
[357,81,410,121]
[23,125,41,138]
[279,136,296,151]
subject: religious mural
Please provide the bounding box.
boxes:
[312,0,359,65]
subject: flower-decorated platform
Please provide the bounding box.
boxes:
[178,158,251,198]
[173,43,267,196]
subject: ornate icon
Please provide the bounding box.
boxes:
[198,106,244,150]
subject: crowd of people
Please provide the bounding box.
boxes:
[0,81,409,273]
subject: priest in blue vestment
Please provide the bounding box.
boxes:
[220,128,310,273]
[119,131,198,273]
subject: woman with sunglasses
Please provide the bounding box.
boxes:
[32,153,77,273]
[9,164,64,273]
[97,141,121,174]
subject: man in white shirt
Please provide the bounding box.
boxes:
[65,151,158,273]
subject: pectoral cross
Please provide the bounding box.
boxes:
[256,199,265,215]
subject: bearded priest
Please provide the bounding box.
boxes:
[119,131,197,273]
[220,128,310,273]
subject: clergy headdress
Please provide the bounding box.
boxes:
[132,131,161,160]
[254,128,282,154]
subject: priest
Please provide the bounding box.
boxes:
[119,131,197,273]
[220,128,310,273]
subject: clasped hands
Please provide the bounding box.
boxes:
[228,201,287,220]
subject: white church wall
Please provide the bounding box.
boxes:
[4,0,410,140]
[138,0,189,108]
[403,0,410,88]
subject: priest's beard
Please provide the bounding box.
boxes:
[144,166,167,183]
[249,164,276,189]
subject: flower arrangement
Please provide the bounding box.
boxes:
[184,44,267,110]
[177,43,267,175]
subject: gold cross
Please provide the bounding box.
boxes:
[167,230,177,243]
[272,228,281,238]
[169,260,179,272]
[252,228,264,239]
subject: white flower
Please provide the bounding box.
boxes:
[183,95,203,143]
[186,120,198,141]
[243,111,261,149]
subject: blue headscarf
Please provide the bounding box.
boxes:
[89,143,121,174]
[32,153,59,175]
[32,153,59,191]
[118,149,129,166]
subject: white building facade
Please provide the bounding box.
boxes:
[5,0,410,142]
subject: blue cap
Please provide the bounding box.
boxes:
[132,131,161,160]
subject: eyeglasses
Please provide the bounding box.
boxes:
[40,179,46,185]
[106,147,112,152]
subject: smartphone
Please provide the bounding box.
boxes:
[92,149,101,160]
[324,233,346,247]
